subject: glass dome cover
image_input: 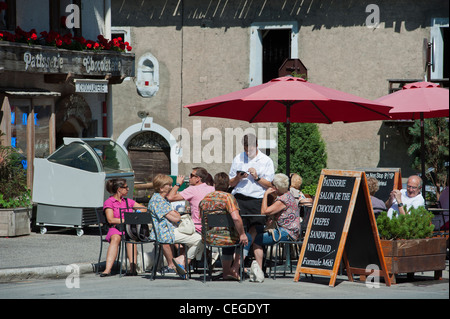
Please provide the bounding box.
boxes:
[48,138,133,174]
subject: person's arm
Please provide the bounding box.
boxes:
[385,191,394,209]
[167,175,186,202]
[247,167,272,189]
[261,188,286,216]
[230,209,248,246]
[229,171,247,187]
[105,208,120,225]
[386,190,407,215]
[165,210,181,223]
[132,202,147,211]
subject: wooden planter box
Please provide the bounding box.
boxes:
[0,208,31,237]
[381,237,447,284]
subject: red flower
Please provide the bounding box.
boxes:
[74,36,86,45]
[3,26,132,52]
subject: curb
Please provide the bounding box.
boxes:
[0,263,95,282]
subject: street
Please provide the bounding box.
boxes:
[1,269,448,300]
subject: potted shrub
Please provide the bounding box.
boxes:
[0,139,32,237]
[376,206,446,284]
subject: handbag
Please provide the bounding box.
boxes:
[178,213,195,235]
[124,199,150,241]
[249,260,265,283]
[264,216,281,242]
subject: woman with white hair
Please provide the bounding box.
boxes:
[249,173,301,271]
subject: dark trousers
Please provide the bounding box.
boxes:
[234,193,265,229]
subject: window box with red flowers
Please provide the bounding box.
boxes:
[1,27,134,80]
[1,27,132,52]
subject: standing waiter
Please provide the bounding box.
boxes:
[229,134,275,229]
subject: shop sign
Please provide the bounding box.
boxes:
[0,42,135,77]
[75,79,108,93]
[24,51,64,71]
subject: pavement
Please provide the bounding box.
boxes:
[0,225,449,299]
[0,226,101,281]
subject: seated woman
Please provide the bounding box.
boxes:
[148,174,204,278]
[101,178,146,277]
[249,173,301,270]
[289,173,313,207]
[199,172,249,280]
[366,177,386,218]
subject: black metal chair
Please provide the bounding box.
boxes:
[119,208,161,280]
[268,237,303,279]
[268,204,312,280]
[94,207,121,274]
[201,210,244,283]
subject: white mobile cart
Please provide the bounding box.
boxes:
[33,138,134,236]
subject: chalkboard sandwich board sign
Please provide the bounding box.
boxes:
[294,169,391,287]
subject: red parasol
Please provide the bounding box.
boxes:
[185,76,392,175]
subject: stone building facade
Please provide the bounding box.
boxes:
[110,0,448,188]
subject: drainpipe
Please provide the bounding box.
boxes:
[102,101,108,137]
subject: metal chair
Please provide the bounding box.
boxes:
[268,205,312,280]
[94,207,121,274]
[201,210,244,283]
[268,237,303,279]
[119,208,161,280]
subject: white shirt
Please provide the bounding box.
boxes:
[229,149,275,199]
[387,189,425,218]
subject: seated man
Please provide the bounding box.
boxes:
[385,175,425,219]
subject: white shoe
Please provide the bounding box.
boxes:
[211,252,220,268]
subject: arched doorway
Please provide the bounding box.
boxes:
[127,131,171,184]
[116,117,179,177]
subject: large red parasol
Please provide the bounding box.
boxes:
[185,76,392,175]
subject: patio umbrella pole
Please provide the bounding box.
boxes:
[420,113,426,202]
[285,102,292,176]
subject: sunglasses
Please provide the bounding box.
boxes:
[190,173,198,178]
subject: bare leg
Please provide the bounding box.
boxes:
[161,244,176,269]
[126,242,138,273]
[102,234,121,274]
[222,256,239,279]
[253,243,264,269]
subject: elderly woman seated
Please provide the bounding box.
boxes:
[247,173,301,270]
[289,173,313,207]
[366,176,386,218]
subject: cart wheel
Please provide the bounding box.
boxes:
[76,228,84,236]
[40,227,47,235]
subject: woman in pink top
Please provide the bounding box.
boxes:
[101,178,146,277]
